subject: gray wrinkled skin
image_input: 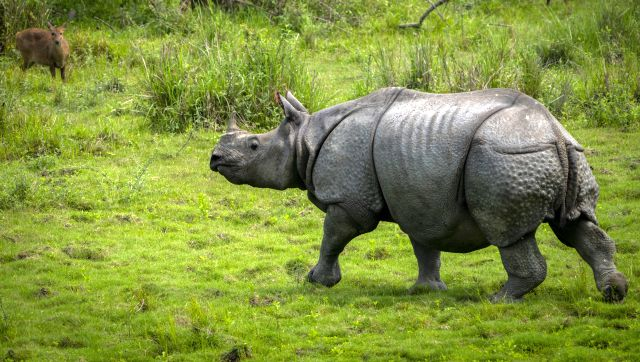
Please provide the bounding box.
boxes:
[210,88,628,303]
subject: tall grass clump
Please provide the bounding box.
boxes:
[357,33,518,96]
[519,52,543,100]
[405,42,433,91]
[47,0,158,27]
[356,0,639,129]
[143,18,320,132]
[0,0,49,51]
[0,95,64,159]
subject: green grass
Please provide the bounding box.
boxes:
[1,0,639,360]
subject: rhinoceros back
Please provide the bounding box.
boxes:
[373,89,521,240]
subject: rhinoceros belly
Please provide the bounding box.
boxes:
[373,89,520,247]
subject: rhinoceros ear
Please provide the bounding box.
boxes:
[277,92,303,126]
[226,112,240,132]
[285,91,308,113]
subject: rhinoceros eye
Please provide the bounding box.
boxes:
[248,137,259,150]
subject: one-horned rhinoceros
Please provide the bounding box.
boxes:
[210,87,628,302]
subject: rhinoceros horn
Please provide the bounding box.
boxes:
[227,112,240,132]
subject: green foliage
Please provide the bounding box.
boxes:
[1,1,640,360]
[142,13,321,132]
[354,0,640,128]
[520,51,543,100]
[0,111,63,160]
[0,0,49,51]
[47,0,156,26]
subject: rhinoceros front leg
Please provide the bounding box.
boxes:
[491,231,547,303]
[409,240,447,294]
[308,204,363,287]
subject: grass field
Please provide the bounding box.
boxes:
[1,0,639,360]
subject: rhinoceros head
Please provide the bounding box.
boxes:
[210,92,309,190]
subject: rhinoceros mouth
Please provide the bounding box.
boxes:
[212,163,243,175]
[211,164,231,172]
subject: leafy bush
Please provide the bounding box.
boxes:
[536,39,574,67]
[0,172,31,210]
[519,52,543,100]
[0,111,63,160]
[354,0,640,129]
[47,0,156,26]
[0,0,49,51]
[143,15,321,132]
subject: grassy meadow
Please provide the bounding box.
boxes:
[1,0,639,360]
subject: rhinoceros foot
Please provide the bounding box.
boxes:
[601,272,628,303]
[307,263,341,287]
[488,292,524,304]
[408,280,447,295]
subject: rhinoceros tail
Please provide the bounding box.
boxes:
[546,113,598,227]
[562,143,580,225]
[564,143,599,225]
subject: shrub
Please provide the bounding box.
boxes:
[0,173,31,210]
[536,39,574,67]
[0,111,64,160]
[47,0,155,26]
[519,52,543,99]
[0,0,49,52]
[405,42,433,92]
[143,18,321,132]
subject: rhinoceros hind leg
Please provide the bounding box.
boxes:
[550,218,628,303]
[307,204,374,287]
[408,240,447,294]
[491,231,547,303]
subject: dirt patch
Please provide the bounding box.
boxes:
[616,240,640,254]
[365,246,390,260]
[221,345,252,362]
[203,288,224,298]
[114,213,142,223]
[16,251,34,260]
[284,259,309,280]
[217,233,232,243]
[36,287,52,298]
[249,294,282,307]
[57,336,85,349]
[187,239,209,250]
[62,245,107,261]
[0,234,19,243]
[40,167,79,178]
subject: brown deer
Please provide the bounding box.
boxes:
[15,22,69,81]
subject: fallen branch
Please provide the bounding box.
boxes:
[94,16,115,32]
[399,0,450,29]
